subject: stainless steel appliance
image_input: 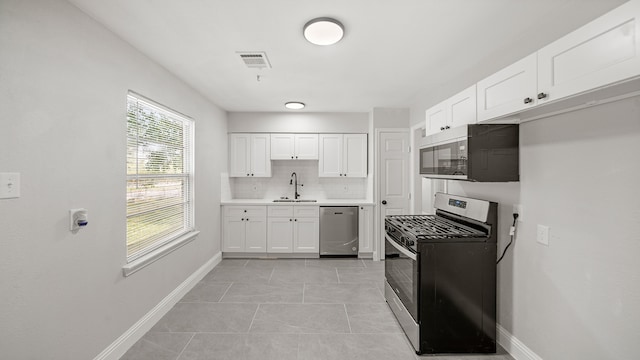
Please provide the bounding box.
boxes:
[419,124,519,182]
[385,192,497,354]
[320,206,358,256]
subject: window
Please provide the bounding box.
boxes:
[126,92,194,262]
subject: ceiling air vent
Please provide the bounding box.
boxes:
[237,52,272,69]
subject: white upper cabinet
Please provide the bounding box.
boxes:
[319,134,367,178]
[477,54,537,122]
[229,133,271,177]
[446,85,477,128]
[425,103,447,136]
[270,134,319,160]
[294,134,319,159]
[343,134,367,178]
[270,134,295,159]
[537,0,640,103]
[318,134,343,177]
[426,85,477,136]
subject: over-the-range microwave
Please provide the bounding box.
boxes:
[419,124,519,182]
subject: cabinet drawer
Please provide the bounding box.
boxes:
[224,206,266,218]
[268,206,294,217]
[294,206,319,218]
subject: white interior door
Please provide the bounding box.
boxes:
[378,130,410,259]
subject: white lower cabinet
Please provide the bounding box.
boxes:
[223,206,267,252]
[358,205,373,254]
[293,217,319,253]
[267,217,294,252]
[267,206,319,253]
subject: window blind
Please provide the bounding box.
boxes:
[126,93,194,261]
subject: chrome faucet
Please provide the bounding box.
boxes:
[290,172,301,199]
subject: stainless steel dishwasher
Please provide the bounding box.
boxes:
[319,206,359,257]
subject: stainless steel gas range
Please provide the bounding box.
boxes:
[384,192,498,355]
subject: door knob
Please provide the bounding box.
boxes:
[382,200,387,205]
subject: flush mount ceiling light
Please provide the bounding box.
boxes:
[285,102,305,110]
[303,17,344,46]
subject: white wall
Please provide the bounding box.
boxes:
[447,96,640,359]
[228,112,369,133]
[0,1,227,359]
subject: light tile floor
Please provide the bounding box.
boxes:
[121,258,513,360]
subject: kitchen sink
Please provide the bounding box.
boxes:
[272,199,317,203]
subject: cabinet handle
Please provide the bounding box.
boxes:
[537,92,548,100]
[289,219,292,221]
[524,97,533,104]
[294,219,297,221]
[291,156,294,159]
[241,218,244,221]
[246,218,249,221]
[382,200,387,205]
[295,156,298,159]
[251,173,254,176]
[244,210,247,213]
[440,127,445,131]
[246,173,249,176]
[445,125,450,129]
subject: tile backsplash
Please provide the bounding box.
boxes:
[231,160,368,200]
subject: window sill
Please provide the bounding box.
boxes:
[122,230,200,277]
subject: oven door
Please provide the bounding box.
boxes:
[384,235,419,321]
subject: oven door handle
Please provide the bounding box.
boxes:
[385,235,417,261]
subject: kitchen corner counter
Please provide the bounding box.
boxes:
[221,199,375,206]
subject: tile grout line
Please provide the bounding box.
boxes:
[343,303,353,334]
[217,282,233,302]
[267,268,275,283]
[175,332,196,360]
[335,267,341,284]
[246,303,261,333]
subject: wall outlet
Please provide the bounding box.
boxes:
[0,172,21,199]
[513,204,523,222]
[537,224,549,246]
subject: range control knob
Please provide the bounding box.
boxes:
[407,240,415,246]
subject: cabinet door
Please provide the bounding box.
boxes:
[425,103,447,136]
[293,217,319,253]
[343,134,367,178]
[538,0,640,103]
[446,85,477,128]
[294,134,319,160]
[245,218,267,252]
[223,217,245,252]
[267,217,293,253]
[318,134,343,177]
[270,134,295,160]
[250,134,271,177]
[477,53,537,122]
[358,206,373,254]
[229,134,250,177]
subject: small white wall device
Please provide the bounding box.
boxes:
[70,208,89,231]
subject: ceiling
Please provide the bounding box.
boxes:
[67,0,627,113]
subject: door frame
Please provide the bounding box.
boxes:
[374,128,410,260]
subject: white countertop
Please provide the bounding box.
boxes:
[221,199,375,206]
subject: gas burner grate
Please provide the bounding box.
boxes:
[386,215,485,239]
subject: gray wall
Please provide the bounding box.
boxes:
[0,1,227,359]
[447,96,640,359]
[228,112,369,133]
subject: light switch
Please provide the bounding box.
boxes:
[0,173,20,199]
[537,224,549,246]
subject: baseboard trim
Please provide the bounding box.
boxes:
[497,324,543,360]
[93,252,222,360]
